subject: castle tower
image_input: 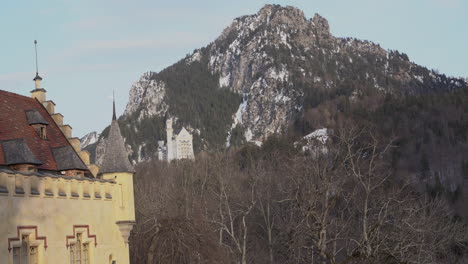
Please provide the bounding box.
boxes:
[31,40,47,103]
[99,99,136,263]
[166,118,174,161]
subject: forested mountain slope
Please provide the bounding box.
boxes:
[84,5,468,192]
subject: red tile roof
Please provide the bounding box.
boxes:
[0,89,86,172]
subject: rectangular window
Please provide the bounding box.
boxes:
[21,240,28,264]
[40,126,47,139]
[70,234,90,264]
[30,246,38,264]
[82,244,89,264]
[13,236,33,264]
[76,235,82,264]
[13,247,20,264]
[70,244,75,264]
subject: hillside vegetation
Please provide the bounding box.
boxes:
[130,127,468,264]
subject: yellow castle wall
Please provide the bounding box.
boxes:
[0,171,135,264]
[102,172,135,223]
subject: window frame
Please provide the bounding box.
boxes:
[70,233,90,264]
[12,235,38,264]
[39,125,47,140]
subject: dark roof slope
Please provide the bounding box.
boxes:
[99,120,134,174]
[25,109,49,125]
[1,139,42,165]
[52,146,88,170]
[0,89,88,172]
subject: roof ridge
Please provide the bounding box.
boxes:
[0,89,36,102]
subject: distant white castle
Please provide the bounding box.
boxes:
[157,118,195,161]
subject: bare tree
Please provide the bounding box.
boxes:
[209,156,257,264]
[129,129,468,264]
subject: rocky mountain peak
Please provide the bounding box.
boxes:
[255,5,331,38]
[112,4,467,163]
[80,131,100,149]
[258,4,307,26]
[312,13,331,36]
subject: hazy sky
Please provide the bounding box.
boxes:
[1,0,466,137]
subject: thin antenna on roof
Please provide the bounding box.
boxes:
[112,90,116,121]
[34,40,39,76]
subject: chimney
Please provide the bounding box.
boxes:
[31,75,47,103]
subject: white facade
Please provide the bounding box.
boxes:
[157,119,195,161]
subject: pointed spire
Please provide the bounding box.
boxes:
[31,40,46,102]
[99,106,134,174]
[33,40,42,81]
[112,90,117,121]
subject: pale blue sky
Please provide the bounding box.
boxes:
[1,0,466,137]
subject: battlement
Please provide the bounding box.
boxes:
[0,170,115,201]
[0,169,132,263]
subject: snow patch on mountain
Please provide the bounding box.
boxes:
[268,66,288,82]
[219,72,231,87]
[304,128,329,144]
[225,96,248,147]
[296,128,330,154]
[187,50,202,64]
[80,131,100,149]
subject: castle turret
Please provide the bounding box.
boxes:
[99,99,135,262]
[166,118,174,161]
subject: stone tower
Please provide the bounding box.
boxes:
[99,100,136,263]
[166,118,173,161]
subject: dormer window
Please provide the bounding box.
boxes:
[1,139,42,171]
[40,126,47,139]
[25,109,49,140]
[30,124,47,140]
[11,164,37,173]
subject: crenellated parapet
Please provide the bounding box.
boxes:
[42,100,55,115]
[0,169,115,201]
[0,168,130,263]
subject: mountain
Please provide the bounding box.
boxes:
[80,131,100,164]
[80,131,100,149]
[113,4,466,162]
[88,4,467,168]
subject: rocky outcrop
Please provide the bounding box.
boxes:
[124,72,168,120]
[80,131,100,149]
[118,4,467,161]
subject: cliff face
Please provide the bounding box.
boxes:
[80,131,100,149]
[106,4,467,162]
